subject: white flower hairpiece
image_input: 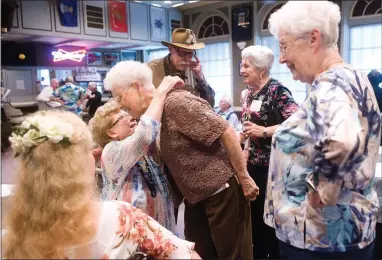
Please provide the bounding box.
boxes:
[9,115,74,157]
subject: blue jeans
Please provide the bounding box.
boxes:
[278,240,375,260]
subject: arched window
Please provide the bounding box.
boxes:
[196,14,232,106]
[351,0,382,18]
[198,15,229,39]
[261,3,284,31]
[349,0,382,73]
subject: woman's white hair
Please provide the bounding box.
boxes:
[241,45,274,75]
[268,1,341,49]
[103,61,154,94]
[220,95,233,107]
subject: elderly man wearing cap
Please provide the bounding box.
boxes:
[148,28,215,107]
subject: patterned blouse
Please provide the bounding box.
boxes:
[101,116,176,232]
[52,83,86,115]
[242,78,299,167]
[264,65,381,252]
[65,201,194,259]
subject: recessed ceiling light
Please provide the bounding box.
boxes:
[151,3,161,7]
[134,1,142,3]
[188,0,199,3]
[164,1,172,3]
[172,2,184,7]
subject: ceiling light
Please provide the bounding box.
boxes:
[172,3,184,7]
[151,3,161,7]
[188,0,199,3]
[134,1,142,3]
[164,1,172,3]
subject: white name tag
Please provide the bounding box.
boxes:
[249,100,262,112]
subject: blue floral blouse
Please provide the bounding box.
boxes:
[52,83,86,115]
[264,65,381,252]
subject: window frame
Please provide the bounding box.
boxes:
[254,2,308,104]
[341,0,382,63]
[194,12,234,103]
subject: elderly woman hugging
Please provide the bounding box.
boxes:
[89,64,184,233]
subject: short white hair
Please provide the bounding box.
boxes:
[268,1,341,49]
[88,82,97,88]
[241,45,274,75]
[103,61,154,94]
[220,95,233,107]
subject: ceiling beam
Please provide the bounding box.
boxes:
[16,35,40,43]
[54,39,78,46]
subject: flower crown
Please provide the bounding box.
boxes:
[9,114,74,157]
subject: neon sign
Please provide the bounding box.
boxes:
[51,48,86,62]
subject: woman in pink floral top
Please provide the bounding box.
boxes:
[239,45,299,259]
[3,75,199,259]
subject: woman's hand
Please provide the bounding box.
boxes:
[157,76,184,96]
[243,121,265,138]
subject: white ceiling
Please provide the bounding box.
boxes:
[135,1,221,10]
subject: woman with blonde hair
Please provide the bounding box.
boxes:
[264,1,380,258]
[2,110,199,259]
[89,64,182,232]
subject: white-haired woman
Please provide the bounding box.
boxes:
[3,111,200,259]
[90,73,184,233]
[264,1,381,259]
[214,95,239,129]
[239,44,299,259]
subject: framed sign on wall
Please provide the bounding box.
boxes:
[86,51,103,66]
[104,52,120,66]
[150,6,166,42]
[232,5,252,42]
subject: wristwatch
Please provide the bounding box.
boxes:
[263,127,268,138]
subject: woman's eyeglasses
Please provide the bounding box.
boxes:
[111,114,130,127]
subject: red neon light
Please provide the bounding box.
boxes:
[51,49,86,62]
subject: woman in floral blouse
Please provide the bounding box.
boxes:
[239,45,299,259]
[3,110,199,259]
[90,70,184,233]
[264,1,380,259]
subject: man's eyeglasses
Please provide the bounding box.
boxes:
[114,84,133,103]
[177,50,196,58]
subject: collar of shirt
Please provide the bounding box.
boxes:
[216,107,234,117]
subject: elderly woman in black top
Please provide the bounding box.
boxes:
[240,45,299,259]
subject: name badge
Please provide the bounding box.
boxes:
[249,100,262,112]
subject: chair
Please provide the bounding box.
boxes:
[1,103,26,124]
